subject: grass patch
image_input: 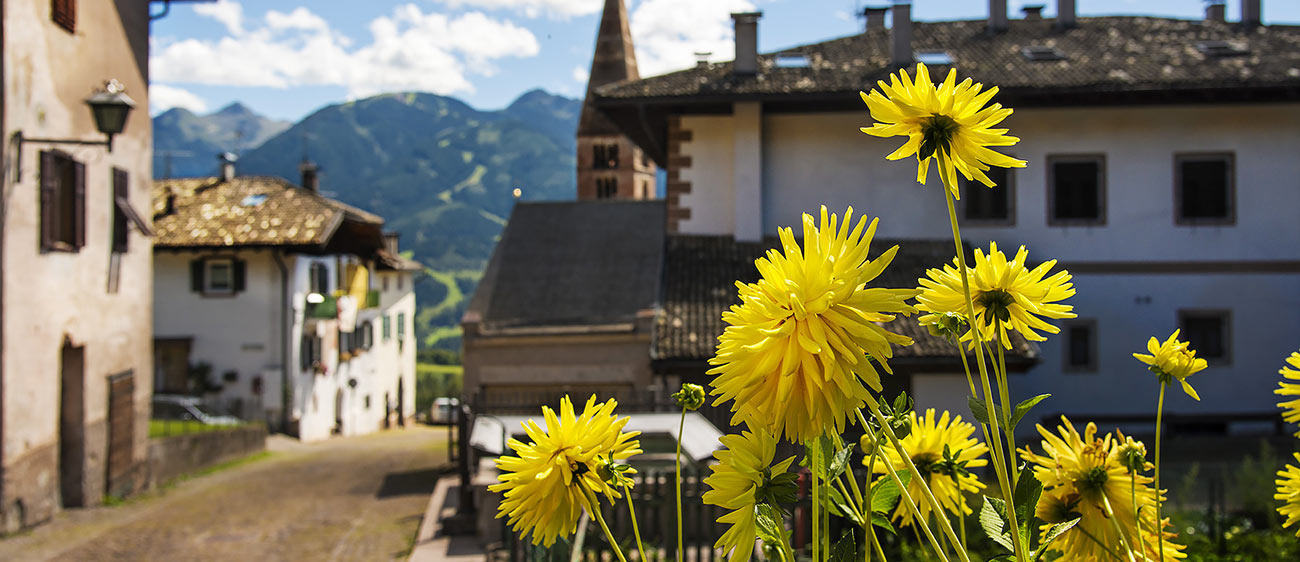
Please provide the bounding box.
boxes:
[148,419,250,438]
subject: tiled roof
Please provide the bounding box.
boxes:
[152,176,383,249]
[375,249,424,272]
[597,16,1300,102]
[654,234,1037,364]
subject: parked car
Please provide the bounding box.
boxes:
[151,394,241,426]
[430,397,460,424]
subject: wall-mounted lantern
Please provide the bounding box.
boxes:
[14,79,136,180]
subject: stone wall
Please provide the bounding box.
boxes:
[146,425,267,488]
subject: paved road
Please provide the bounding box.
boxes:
[0,426,451,561]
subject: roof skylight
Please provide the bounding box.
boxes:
[240,194,268,207]
[1022,45,1067,61]
[1196,40,1249,57]
[915,51,953,66]
[774,53,810,68]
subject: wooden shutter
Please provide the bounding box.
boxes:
[106,370,135,496]
[39,151,57,251]
[232,259,246,292]
[112,168,128,253]
[300,336,311,370]
[190,260,204,292]
[52,0,76,33]
[72,159,85,249]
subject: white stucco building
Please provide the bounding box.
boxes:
[593,1,1300,433]
[152,164,419,442]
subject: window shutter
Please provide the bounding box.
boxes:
[39,151,57,251]
[232,259,246,292]
[190,260,204,292]
[112,168,128,253]
[72,159,86,249]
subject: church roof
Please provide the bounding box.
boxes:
[579,0,641,137]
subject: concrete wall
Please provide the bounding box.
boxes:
[146,425,266,488]
[1,0,153,530]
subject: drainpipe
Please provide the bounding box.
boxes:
[272,251,291,434]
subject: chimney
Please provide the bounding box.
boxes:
[218,152,237,182]
[891,1,912,67]
[864,6,889,33]
[300,160,319,192]
[384,232,400,254]
[1022,4,1044,21]
[1242,0,1261,27]
[1205,0,1226,22]
[731,12,762,75]
[1056,0,1076,28]
[694,51,712,68]
[988,0,1008,32]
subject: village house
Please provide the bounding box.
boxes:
[152,158,419,442]
[591,0,1300,431]
[1,0,155,531]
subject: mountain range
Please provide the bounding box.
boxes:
[152,89,583,351]
[153,103,292,178]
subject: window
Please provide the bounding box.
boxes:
[300,335,322,370]
[1062,320,1097,372]
[382,275,390,292]
[962,167,1014,224]
[383,315,392,341]
[52,0,75,33]
[593,144,619,169]
[190,257,246,295]
[1048,155,1106,225]
[397,273,403,291]
[1176,153,1234,225]
[1179,310,1231,364]
[361,322,374,351]
[596,177,618,199]
[39,150,84,252]
[397,312,406,349]
[309,262,329,294]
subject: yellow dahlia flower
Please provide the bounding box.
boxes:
[859,62,1026,198]
[1133,330,1208,401]
[916,241,1075,349]
[1274,350,1300,437]
[707,206,918,443]
[489,395,642,547]
[869,408,988,526]
[702,428,796,562]
[1020,417,1184,562]
[1277,452,1300,537]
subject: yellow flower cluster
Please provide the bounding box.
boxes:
[1134,330,1208,401]
[489,395,642,547]
[1277,452,1300,537]
[707,206,918,443]
[1276,350,1300,437]
[869,409,988,526]
[702,428,794,562]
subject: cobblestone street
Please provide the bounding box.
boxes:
[0,426,451,562]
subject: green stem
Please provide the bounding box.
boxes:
[859,408,956,562]
[582,486,628,562]
[675,406,686,562]
[1130,467,1142,558]
[624,487,648,562]
[942,184,1025,562]
[995,341,1020,487]
[868,438,882,562]
[813,447,821,562]
[1101,494,1139,562]
[1154,382,1167,562]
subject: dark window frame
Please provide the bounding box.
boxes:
[112,168,129,253]
[1047,154,1107,226]
[1178,309,1231,366]
[596,177,618,199]
[39,149,85,253]
[960,165,1016,226]
[308,262,329,294]
[593,143,619,170]
[52,0,76,33]
[1174,152,1235,226]
[1061,318,1098,373]
[190,255,246,297]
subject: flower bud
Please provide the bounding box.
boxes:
[672,383,706,410]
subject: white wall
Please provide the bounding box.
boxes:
[678,115,736,235]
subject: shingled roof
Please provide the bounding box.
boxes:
[653,234,1038,368]
[466,200,666,335]
[594,16,1300,164]
[152,176,383,250]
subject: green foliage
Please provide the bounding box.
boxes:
[829,530,857,562]
[415,363,463,415]
[417,349,461,365]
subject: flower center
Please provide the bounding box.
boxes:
[1079,466,1109,495]
[919,114,960,160]
[976,289,1015,324]
[912,452,941,478]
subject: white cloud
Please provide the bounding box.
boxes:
[433,0,602,19]
[149,84,208,115]
[572,65,589,84]
[630,0,756,77]
[193,0,244,35]
[152,5,539,99]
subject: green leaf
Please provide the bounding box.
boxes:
[1009,394,1051,431]
[827,442,855,481]
[754,503,786,547]
[988,556,1016,562]
[979,496,1014,553]
[869,470,910,514]
[870,512,896,535]
[827,485,864,527]
[969,395,991,425]
[893,392,910,415]
[829,531,857,562]
[1033,517,1080,561]
[1012,468,1044,550]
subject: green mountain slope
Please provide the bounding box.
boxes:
[232,89,580,350]
[153,103,291,178]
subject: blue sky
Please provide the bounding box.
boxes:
[149,0,1300,122]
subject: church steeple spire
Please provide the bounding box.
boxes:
[577,0,656,200]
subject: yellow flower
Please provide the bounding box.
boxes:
[702,428,796,562]
[488,395,642,547]
[1277,452,1300,537]
[859,62,1026,198]
[1274,350,1300,437]
[1133,330,1208,401]
[1020,417,1184,562]
[707,206,918,443]
[916,242,1075,349]
[869,409,988,526]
